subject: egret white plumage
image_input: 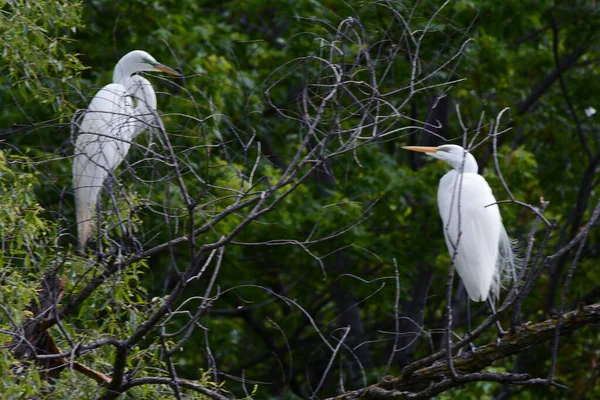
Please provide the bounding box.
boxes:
[403,144,518,302]
[73,50,180,251]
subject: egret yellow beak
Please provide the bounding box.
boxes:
[402,146,438,153]
[154,63,181,77]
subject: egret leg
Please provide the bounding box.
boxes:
[106,174,142,253]
[487,299,506,340]
[106,175,129,241]
[467,297,472,334]
[466,292,476,352]
[95,194,103,254]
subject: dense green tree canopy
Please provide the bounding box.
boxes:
[2,0,600,399]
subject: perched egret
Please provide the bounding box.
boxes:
[73,50,180,251]
[403,145,518,303]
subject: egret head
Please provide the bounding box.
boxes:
[403,144,478,173]
[113,50,181,83]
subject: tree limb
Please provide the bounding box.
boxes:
[10,273,111,387]
[328,303,600,399]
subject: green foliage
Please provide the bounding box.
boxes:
[0,0,85,111]
[0,152,55,397]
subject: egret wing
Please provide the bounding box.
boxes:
[73,83,135,250]
[437,170,503,302]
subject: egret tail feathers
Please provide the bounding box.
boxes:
[76,200,92,252]
[490,226,522,302]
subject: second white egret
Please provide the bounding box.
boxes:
[403,144,518,303]
[73,50,180,251]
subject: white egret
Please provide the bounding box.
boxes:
[73,50,180,251]
[403,145,518,303]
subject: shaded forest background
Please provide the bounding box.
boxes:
[2,0,600,399]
